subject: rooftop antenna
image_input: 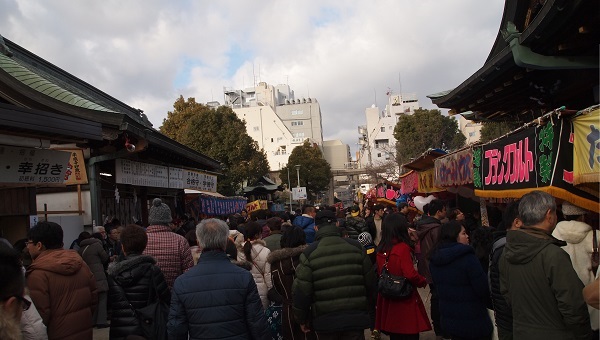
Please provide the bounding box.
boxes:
[374,88,377,107]
[398,72,403,96]
[252,63,256,87]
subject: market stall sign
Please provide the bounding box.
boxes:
[572,108,599,187]
[0,146,70,184]
[418,168,445,193]
[246,200,268,214]
[115,159,217,192]
[400,170,418,194]
[474,118,599,212]
[63,150,88,185]
[201,196,248,216]
[434,148,473,187]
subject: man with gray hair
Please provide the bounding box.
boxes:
[500,191,592,339]
[167,218,269,340]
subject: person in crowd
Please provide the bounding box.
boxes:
[500,191,592,339]
[0,245,28,340]
[241,209,249,222]
[376,213,431,340]
[93,225,110,254]
[78,232,110,328]
[184,230,201,265]
[293,205,317,243]
[429,220,493,340]
[69,231,90,251]
[107,224,171,340]
[106,224,122,262]
[398,202,410,220]
[364,205,373,220]
[267,225,313,340]
[346,205,369,240]
[292,210,375,339]
[26,221,98,340]
[263,216,284,251]
[470,225,495,273]
[358,231,377,264]
[552,201,598,336]
[489,201,520,340]
[584,276,600,310]
[367,204,386,245]
[447,208,465,222]
[414,198,446,338]
[237,221,272,309]
[143,198,194,290]
[168,218,269,339]
[228,214,245,246]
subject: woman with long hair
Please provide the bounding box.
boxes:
[429,221,492,340]
[237,221,272,309]
[376,213,431,340]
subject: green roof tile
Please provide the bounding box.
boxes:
[0,53,116,112]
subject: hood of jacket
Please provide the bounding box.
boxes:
[107,254,156,287]
[27,249,83,276]
[416,216,441,236]
[429,242,474,266]
[267,244,308,263]
[293,215,314,228]
[314,224,340,241]
[552,220,592,244]
[504,227,567,265]
[231,259,252,270]
[79,237,101,248]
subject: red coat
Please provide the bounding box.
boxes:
[375,241,432,334]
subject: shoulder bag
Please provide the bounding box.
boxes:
[378,253,413,299]
[126,269,169,340]
[592,229,599,275]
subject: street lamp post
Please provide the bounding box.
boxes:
[287,166,292,213]
[295,165,301,188]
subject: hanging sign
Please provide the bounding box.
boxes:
[183,169,218,193]
[115,159,169,188]
[63,149,88,185]
[400,170,418,194]
[0,146,70,184]
[474,118,599,212]
[418,168,445,193]
[572,108,600,186]
[292,187,307,200]
[168,167,185,189]
[434,149,473,187]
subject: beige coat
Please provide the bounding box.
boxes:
[238,239,272,309]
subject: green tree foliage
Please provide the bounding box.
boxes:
[479,121,522,143]
[279,140,332,201]
[160,96,270,196]
[393,108,466,166]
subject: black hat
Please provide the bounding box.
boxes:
[315,210,336,226]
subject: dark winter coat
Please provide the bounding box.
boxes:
[168,250,270,340]
[267,245,314,340]
[429,242,493,339]
[107,254,171,340]
[292,224,375,333]
[293,215,316,243]
[489,230,512,333]
[500,227,592,340]
[345,216,369,239]
[415,215,442,283]
[375,241,431,334]
[78,238,109,292]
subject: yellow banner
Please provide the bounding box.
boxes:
[573,108,600,185]
[245,200,267,214]
[63,150,88,185]
[418,168,445,193]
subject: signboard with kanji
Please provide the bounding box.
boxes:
[63,149,88,185]
[292,187,307,200]
[115,159,169,188]
[0,146,70,184]
[183,169,218,192]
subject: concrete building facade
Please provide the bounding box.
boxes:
[357,93,420,168]
[455,114,483,145]
[223,82,325,171]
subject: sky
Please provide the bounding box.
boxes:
[0,0,505,157]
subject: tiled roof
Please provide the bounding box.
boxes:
[0,53,116,112]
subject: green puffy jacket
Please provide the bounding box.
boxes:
[292,224,375,333]
[500,227,592,340]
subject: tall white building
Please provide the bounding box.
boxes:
[223,82,324,171]
[455,114,483,145]
[357,93,420,169]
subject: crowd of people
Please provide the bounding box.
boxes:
[0,192,599,340]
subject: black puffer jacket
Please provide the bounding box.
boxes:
[107,254,171,340]
[345,216,369,239]
[489,231,512,332]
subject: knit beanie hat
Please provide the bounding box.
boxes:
[148,198,172,225]
[358,232,373,247]
[561,201,587,216]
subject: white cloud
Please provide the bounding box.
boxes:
[1,0,504,155]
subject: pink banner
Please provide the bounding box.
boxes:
[400,170,418,194]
